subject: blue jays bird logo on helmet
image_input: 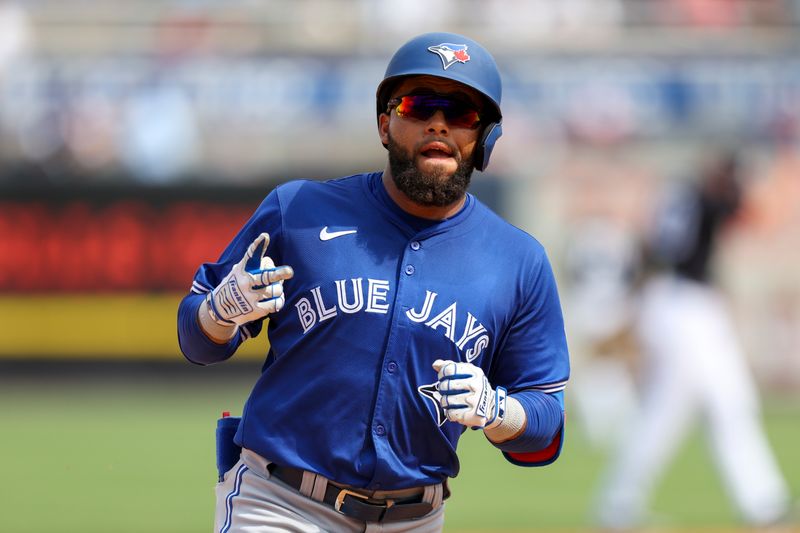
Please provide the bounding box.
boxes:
[428,43,470,70]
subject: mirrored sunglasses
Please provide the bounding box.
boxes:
[387,94,482,130]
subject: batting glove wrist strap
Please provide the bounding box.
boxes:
[484,386,507,430]
[206,292,236,326]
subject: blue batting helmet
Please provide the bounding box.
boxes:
[377,32,503,171]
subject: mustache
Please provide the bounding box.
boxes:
[415,137,459,158]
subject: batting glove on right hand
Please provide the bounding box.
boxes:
[206,232,294,327]
[433,359,507,430]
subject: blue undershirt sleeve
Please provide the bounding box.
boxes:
[490,389,563,454]
[177,292,242,366]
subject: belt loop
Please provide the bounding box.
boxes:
[242,448,270,477]
[310,474,328,502]
[423,483,443,509]
[299,471,317,498]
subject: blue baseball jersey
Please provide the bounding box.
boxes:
[178,172,569,490]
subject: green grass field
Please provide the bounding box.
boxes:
[1,362,798,533]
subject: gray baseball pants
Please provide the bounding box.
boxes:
[215,448,445,532]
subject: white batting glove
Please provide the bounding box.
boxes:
[432,359,507,430]
[206,232,294,327]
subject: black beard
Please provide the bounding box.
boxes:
[387,134,474,207]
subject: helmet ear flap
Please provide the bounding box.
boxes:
[474,122,502,172]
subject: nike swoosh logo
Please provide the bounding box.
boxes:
[319,226,358,241]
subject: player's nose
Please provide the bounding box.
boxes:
[426,109,450,135]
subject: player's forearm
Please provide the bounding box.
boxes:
[177,293,240,365]
[485,390,563,453]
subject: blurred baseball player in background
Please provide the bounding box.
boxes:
[595,150,791,530]
[177,32,570,532]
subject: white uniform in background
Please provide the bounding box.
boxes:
[596,165,791,529]
[598,274,790,528]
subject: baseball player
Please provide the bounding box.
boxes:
[595,151,791,529]
[177,32,570,532]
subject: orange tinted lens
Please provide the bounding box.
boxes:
[395,95,481,129]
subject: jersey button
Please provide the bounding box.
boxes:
[387,361,397,373]
[405,265,415,275]
[410,241,421,251]
[375,424,386,436]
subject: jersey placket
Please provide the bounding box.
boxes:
[366,236,425,490]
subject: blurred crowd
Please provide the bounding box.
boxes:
[1,0,800,185]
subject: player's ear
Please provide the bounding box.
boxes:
[378,112,390,145]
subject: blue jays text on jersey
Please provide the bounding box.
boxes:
[178,172,570,491]
[296,281,490,360]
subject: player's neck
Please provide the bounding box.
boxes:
[381,169,466,221]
